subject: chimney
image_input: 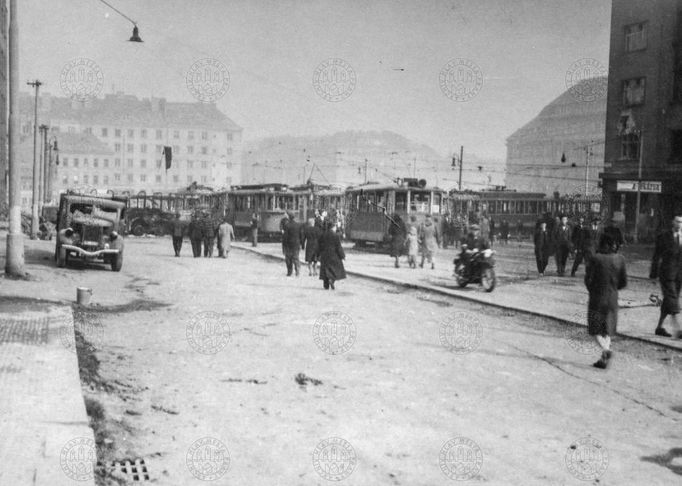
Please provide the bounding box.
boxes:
[151,97,166,115]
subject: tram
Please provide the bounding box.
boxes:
[344,178,447,246]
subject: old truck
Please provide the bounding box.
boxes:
[55,193,128,271]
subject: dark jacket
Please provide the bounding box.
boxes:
[552,224,572,250]
[302,224,322,262]
[200,216,215,238]
[460,233,490,251]
[189,220,203,240]
[282,220,304,255]
[171,219,185,238]
[650,230,682,281]
[388,216,407,258]
[571,224,592,252]
[319,230,346,281]
[250,215,259,230]
[603,224,624,252]
[585,252,627,336]
[533,228,552,254]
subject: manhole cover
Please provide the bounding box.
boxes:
[97,458,150,481]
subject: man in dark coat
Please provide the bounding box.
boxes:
[188,213,203,258]
[650,215,682,338]
[201,213,216,257]
[301,218,322,276]
[318,221,346,290]
[388,213,407,268]
[584,233,627,369]
[282,211,304,276]
[552,215,572,276]
[171,212,185,257]
[250,212,259,247]
[533,220,552,276]
[570,216,593,277]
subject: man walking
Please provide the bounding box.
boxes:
[650,215,682,338]
[189,212,203,258]
[201,212,216,258]
[217,217,235,258]
[282,211,304,276]
[553,215,572,276]
[250,212,259,247]
[533,221,551,276]
[570,216,592,277]
[584,233,627,369]
[171,212,185,257]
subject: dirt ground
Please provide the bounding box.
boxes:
[2,234,682,485]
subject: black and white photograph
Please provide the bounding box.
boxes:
[1,0,681,484]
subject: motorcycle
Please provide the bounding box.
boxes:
[453,245,496,292]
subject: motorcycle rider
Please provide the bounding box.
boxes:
[457,224,491,276]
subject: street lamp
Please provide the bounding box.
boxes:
[97,0,143,42]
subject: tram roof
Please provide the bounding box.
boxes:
[229,183,290,192]
[346,182,445,193]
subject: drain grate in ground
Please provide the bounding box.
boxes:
[0,317,49,345]
[97,458,150,481]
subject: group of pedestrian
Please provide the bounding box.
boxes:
[171,210,235,259]
[389,213,442,269]
[279,211,346,290]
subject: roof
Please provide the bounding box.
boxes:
[346,182,445,193]
[22,92,242,132]
[55,132,113,155]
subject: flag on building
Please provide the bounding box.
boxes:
[162,146,172,170]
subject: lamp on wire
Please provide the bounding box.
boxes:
[97,0,143,42]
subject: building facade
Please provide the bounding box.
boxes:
[505,79,606,196]
[602,0,682,238]
[18,92,242,202]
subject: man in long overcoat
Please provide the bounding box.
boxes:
[302,218,322,276]
[388,213,407,268]
[171,212,185,257]
[201,213,216,257]
[533,220,552,276]
[570,216,593,277]
[188,212,203,258]
[250,212,259,247]
[217,217,235,258]
[650,215,682,338]
[584,233,627,369]
[419,214,441,269]
[552,215,572,276]
[282,211,304,276]
[318,221,346,290]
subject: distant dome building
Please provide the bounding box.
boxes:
[505,77,607,196]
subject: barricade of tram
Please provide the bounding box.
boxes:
[345,178,448,248]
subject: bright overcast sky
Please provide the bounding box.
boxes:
[19,0,611,159]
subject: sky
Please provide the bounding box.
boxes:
[18,0,611,160]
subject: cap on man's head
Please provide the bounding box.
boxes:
[470,224,480,230]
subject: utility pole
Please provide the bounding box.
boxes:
[364,158,368,183]
[39,124,48,205]
[27,79,42,239]
[5,0,24,275]
[47,137,57,203]
[634,130,644,244]
[584,142,593,198]
[458,145,464,192]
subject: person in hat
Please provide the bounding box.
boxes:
[552,214,572,276]
[533,220,551,276]
[584,233,627,369]
[458,223,489,272]
[570,216,593,277]
[282,211,304,276]
[418,213,441,269]
[603,218,624,253]
[170,212,185,257]
[318,220,346,289]
[650,214,682,338]
[250,212,260,247]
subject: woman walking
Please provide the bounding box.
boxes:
[302,218,322,276]
[389,213,407,268]
[419,214,441,269]
[318,221,346,290]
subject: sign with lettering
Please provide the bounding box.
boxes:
[616,180,662,193]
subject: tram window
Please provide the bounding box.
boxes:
[433,193,441,213]
[410,192,430,212]
[395,192,407,211]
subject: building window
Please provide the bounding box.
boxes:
[83,175,89,184]
[156,160,162,169]
[622,78,646,106]
[187,146,194,154]
[93,158,98,168]
[93,175,98,184]
[187,160,194,169]
[127,174,133,182]
[625,22,646,52]
[156,129,163,140]
[115,128,121,137]
[73,158,79,167]
[114,158,121,168]
[201,146,208,155]
[52,126,60,133]
[155,175,162,183]
[126,143,134,153]
[621,133,640,160]
[187,176,192,183]
[225,177,232,186]
[140,174,146,182]
[201,160,208,169]
[226,148,232,155]
[84,127,93,134]
[101,127,108,137]
[127,129,134,138]
[103,159,109,168]
[62,176,68,185]
[173,145,180,154]
[201,131,208,140]
[140,143,147,153]
[141,129,147,138]
[127,159,133,168]
[201,176,207,183]
[156,144,163,154]
[188,130,194,140]
[103,175,109,185]
[114,143,122,152]
[173,130,180,139]
[225,162,232,169]
[140,159,147,168]
[173,175,179,183]
[115,174,121,181]
[226,133,232,141]
[83,158,89,168]
[73,175,79,184]
[62,157,68,167]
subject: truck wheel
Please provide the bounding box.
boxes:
[57,248,67,268]
[111,254,123,272]
[131,224,145,236]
